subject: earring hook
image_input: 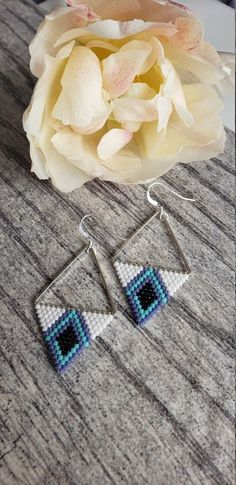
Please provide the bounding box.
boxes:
[147,182,195,218]
[79,214,126,244]
[79,214,97,240]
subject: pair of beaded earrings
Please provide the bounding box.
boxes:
[35,183,194,373]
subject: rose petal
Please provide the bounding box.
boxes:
[122,82,156,100]
[153,96,173,133]
[111,81,158,129]
[37,87,92,191]
[30,0,194,78]
[54,20,153,47]
[141,36,165,74]
[53,46,109,130]
[102,148,141,175]
[30,7,80,77]
[171,74,194,127]
[50,125,139,181]
[39,117,91,191]
[102,40,152,98]
[139,63,165,93]
[56,40,75,58]
[27,134,48,180]
[54,20,176,49]
[179,130,226,165]
[146,59,193,132]
[52,127,98,161]
[122,121,142,132]
[137,59,172,132]
[191,41,222,70]
[87,18,155,38]
[25,49,92,191]
[66,2,100,21]
[23,54,67,137]
[112,98,158,123]
[51,125,140,180]
[123,95,226,183]
[84,40,119,63]
[51,127,103,176]
[71,108,113,135]
[172,16,203,51]
[163,41,224,85]
[48,154,92,192]
[97,129,133,160]
[38,119,91,191]
[136,83,225,164]
[67,0,142,20]
[85,39,119,53]
[67,0,193,22]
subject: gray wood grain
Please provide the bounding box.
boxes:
[0,1,235,484]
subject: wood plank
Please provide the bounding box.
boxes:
[0,1,235,484]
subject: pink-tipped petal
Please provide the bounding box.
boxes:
[64,0,193,22]
[67,1,100,21]
[102,40,152,98]
[97,129,133,160]
[53,46,109,130]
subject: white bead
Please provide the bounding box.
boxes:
[36,304,67,331]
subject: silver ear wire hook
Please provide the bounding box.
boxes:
[147,182,195,218]
[79,214,96,251]
[79,214,126,243]
[79,214,96,240]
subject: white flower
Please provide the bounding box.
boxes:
[23,0,228,192]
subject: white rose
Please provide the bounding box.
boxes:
[23,0,228,192]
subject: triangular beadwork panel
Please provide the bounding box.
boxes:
[82,311,113,340]
[35,244,115,373]
[36,303,113,373]
[114,261,189,326]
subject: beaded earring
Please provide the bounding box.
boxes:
[35,216,116,373]
[112,183,194,327]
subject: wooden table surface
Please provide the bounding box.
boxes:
[0,1,235,484]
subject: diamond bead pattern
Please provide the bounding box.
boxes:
[114,261,189,326]
[126,267,169,325]
[36,304,113,373]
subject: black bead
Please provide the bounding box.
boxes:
[57,324,78,356]
[137,282,157,311]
